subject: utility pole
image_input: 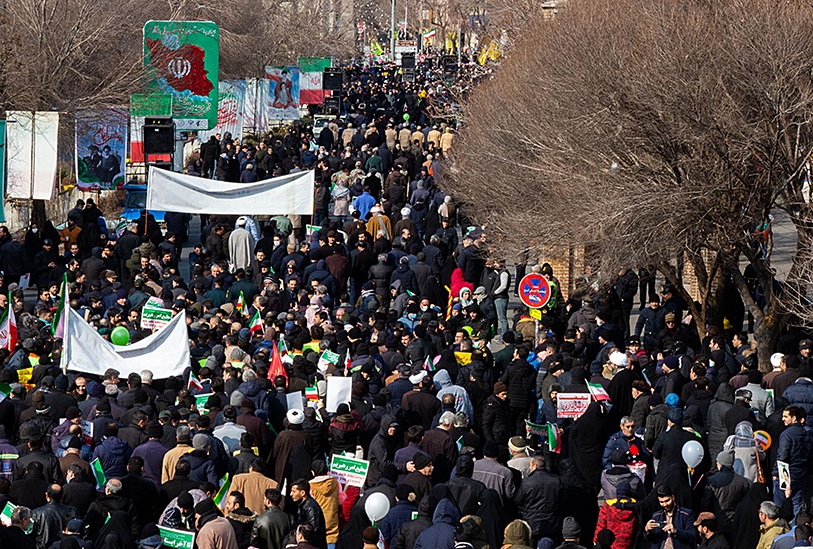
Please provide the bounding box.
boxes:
[390,0,397,61]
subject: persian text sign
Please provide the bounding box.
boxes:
[141,301,173,330]
[330,454,369,487]
[144,21,220,130]
[158,526,195,549]
[556,393,591,418]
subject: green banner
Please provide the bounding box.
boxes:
[90,457,106,488]
[1,501,16,525]
[298,57,333,73]
[0,120,6,223]
[130,93,173,117]
[158,525,196,549]
[143,20,220,130]
[195,392,214,413]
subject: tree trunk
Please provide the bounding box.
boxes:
[32,199,46,231]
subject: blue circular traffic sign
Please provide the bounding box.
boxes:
[519,273,551,309]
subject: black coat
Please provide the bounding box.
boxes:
[296,496,327,549]
[501,358,536,410]
[518,468,562,539]
[653,427,700,483]
[366,415,398,487]
[0,525,36,549]
[447,475,486,516]
[482,394,511,444]
[62,480,98,517]
[9,473,49,509]
[369,263,394,296]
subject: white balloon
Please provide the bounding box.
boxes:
[682,440,704,469]
[365,492,391,522]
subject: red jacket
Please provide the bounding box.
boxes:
[595,498,638,549]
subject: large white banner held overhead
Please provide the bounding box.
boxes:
[147,167,315,215]
[62,306,190,378]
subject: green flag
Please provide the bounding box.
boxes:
[213,474,231,508]
[90,457,107,488]
[1,501,16,525]
[0,382,10,403]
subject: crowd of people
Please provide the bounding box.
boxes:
[0,58,813,549]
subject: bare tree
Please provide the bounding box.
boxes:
[448,0,813,369]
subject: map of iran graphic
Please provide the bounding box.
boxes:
[146,38,214,98]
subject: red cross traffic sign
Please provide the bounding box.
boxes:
[518,273,551,310]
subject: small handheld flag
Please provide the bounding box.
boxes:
[213,474,231,509]
[90,457,107,488]
[236,291,247,317]
[188,372,203,393]
[248,310,263,335]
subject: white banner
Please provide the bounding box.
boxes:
[147,167,314,215]
[199,80,246,141]
[243,78,268,131]
[6,111,59,200]
[63,306,190,378]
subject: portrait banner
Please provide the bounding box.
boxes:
[75,108,128,190]
[144,21,220,130]
[265,66,301,120]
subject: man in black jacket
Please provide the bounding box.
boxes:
[518,455,562,543]
[291,479,327,549]
[62,463,98,517]
[31,483,78,548]
[447,455,487,516]
[251,488,291,549]
[696,512,731,549]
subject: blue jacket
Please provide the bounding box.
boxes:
[602,430,651,470]
[92,436,132,479]
[413,499,460,549]
[783,379,813,417]
[238,380,268,413]
[434,370,474,423]
[380,500,418,543]
[182,449,218,486]
[645,506,697,549]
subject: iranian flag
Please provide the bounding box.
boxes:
[546,424,561,454]
[188,372,204,393]
[0,294,18,352]
[278,337,290,362]
[424,355,436,372]
[236,291,247,317]
[52,273,69,338]
[248,310,263,335]
[423,29,437,41]
[300,72,325,105]
[587,382,611,401]
[0,382,11,402]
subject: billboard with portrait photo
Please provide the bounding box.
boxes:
[75,108,128,190]
[265,66,301,120]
